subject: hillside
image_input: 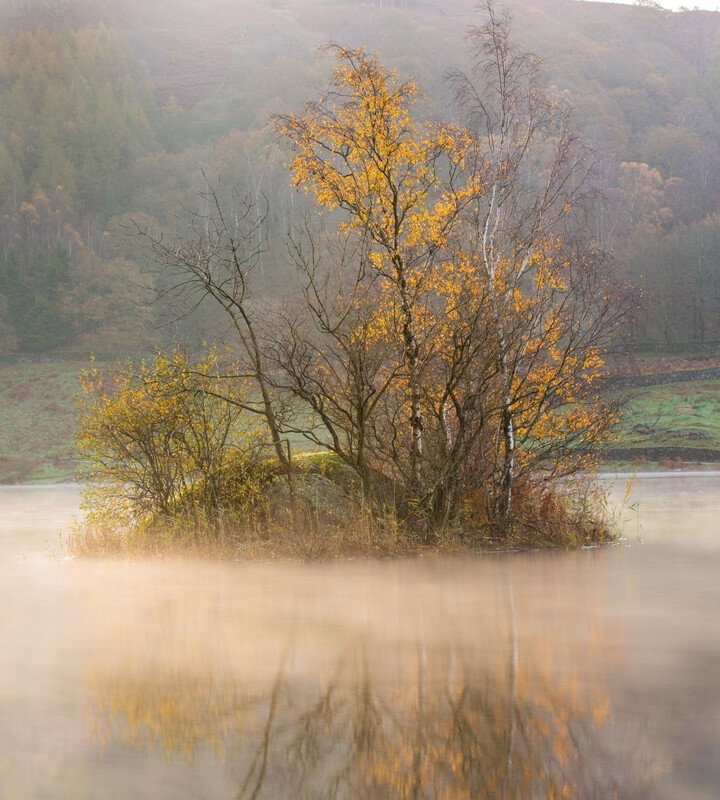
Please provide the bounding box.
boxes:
[1,0,720,349]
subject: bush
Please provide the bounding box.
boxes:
[76,348,264,526]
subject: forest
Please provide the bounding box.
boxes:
[1,0,720,355]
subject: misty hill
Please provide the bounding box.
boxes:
[1,0,720,352]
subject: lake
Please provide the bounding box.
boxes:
[1,475,719,799]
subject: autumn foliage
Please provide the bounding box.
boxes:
[269,20,624,540]
[76,5,625,551]
[77,349,266,526]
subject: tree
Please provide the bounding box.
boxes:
[113,10,626,543]
[58,253,151,350]
[269,16,625,537]
[138,185,292,473]
[272,45,479,517]
[0,294,17,354]
[636,213,720,343]
[21,295,69,350]
[444,0,628,529]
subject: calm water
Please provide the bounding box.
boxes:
[1,477,719,799]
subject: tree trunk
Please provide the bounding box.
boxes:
[395,256,423,495]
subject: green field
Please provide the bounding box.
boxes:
[2,362,720,484]
[0,362,87,483]
[611,379,720,453]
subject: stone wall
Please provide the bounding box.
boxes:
[603,367,720,390]
[602,446,720,462]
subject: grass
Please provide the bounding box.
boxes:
[67,508,414,561]
[68,515,618,561]
[610,379,720,452]
[67,469,618,561]
[67,510,616,561]
[0,361,91,483]
[5,358,719,484]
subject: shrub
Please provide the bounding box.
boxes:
[76,348,264,527]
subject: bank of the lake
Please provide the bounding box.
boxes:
[0,361,86,484]
[7,357,720,485]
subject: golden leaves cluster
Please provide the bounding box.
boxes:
[277,44,613,486]
[275,46,475,260]
[76,347,262,520]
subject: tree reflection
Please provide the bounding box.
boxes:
[87,629,651,799]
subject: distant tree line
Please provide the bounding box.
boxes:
[2,0,720,353]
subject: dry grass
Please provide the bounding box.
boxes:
[67,509,418,561]
[0,361,86,483]
[67,517,241,560]
[507,483,617,550]
[68,483,618,561]
[448,479,618,553]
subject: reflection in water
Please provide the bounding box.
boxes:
[86,574,651,799]
[4,479,720,798]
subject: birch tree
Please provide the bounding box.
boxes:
[271,35,625,538]
[449,1,607,528]
[273,46,476,499]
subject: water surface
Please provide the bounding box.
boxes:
[1,477,719,799]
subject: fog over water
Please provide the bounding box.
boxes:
[1,477,719,799]
[590,1,720,10]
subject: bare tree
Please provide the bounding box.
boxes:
[138,183,290,472]
[265,225,400,498]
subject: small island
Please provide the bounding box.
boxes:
[71,8,625,559]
